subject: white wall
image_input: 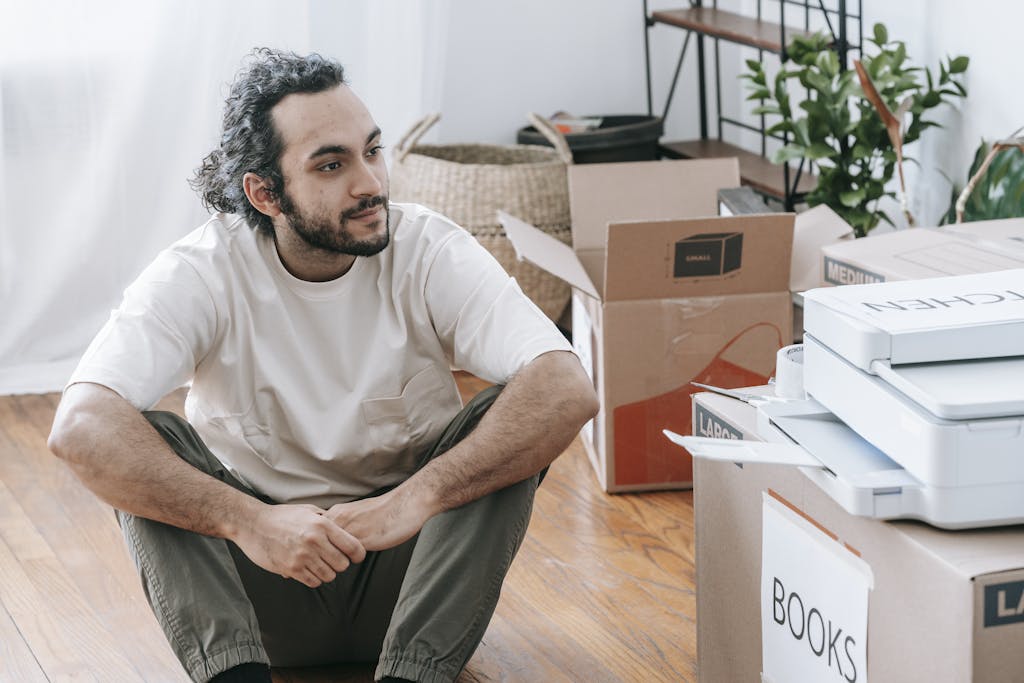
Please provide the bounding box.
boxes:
[428,0,650,146]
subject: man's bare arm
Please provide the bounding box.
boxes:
[327,350,599,549]
[48,383,365,587]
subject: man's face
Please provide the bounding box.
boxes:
[270,85,390,256]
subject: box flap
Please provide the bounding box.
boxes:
[497,210,599,299]
[792,205,854,293]
[603,213,794,301]
[568,158,741,252]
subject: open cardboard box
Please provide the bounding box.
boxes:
[691,390,1024,682]
[500,159,793,491]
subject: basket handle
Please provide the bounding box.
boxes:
[395,113,441,162]
[526,112,574,166]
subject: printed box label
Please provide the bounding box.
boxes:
[824,257,885,286]
[984,580,1024,627]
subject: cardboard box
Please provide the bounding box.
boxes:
[820,226,1024,286]
[692,391,1024,682]
[501,158,793,492]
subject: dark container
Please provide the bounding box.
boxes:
[516,115,664,164]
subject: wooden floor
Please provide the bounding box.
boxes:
[0,374,697,682]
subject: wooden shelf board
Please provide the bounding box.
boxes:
[650,7,812,53]
[660,139,817,199]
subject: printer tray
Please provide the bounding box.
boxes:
[757,398,1024,530]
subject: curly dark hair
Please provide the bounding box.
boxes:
[190,48,348,236]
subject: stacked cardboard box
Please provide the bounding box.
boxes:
[692,390,1024,682]
[821,222,1024,286]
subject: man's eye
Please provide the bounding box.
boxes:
[366,145,384,157]
[319,161,341,172]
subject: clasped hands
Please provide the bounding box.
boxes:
[232,486,429,588]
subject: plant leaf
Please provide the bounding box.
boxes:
[921,90,941,108]
[815,50,839,79]
[805,142,836,160]
[851,143,873,160]
[771,145,807,164]
[949,55,969,74]
[793,118,812,147]
[840,187,867,208]
[873,23,889,46]
[751,104,781,116]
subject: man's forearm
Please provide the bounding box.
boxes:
[50,383,366,587]
[48,382,258,540]
[401,350,599,516]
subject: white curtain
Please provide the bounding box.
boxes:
[0,0,449,394]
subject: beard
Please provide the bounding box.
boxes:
[279,192,390,257]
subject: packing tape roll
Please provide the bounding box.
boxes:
[775,344,805,399]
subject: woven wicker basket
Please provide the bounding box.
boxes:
[389,113,573,321]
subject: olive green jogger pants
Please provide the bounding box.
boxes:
[117,385,541,683]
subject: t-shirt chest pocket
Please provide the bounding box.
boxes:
[360,364,453,454]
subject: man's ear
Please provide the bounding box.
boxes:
[242,173,282,218]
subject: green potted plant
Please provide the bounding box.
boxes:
[940,131,1024,224]
[742,23,969,237]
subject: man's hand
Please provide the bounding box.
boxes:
[232,502,367,588]
[325,487,432,552]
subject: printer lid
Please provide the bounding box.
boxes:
[871,355,1024,419]
[804,268,1024,369]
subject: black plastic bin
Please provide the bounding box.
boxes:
[516,115,663,164]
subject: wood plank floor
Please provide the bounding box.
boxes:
[0,374,697,682]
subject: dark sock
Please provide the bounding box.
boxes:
[210,662,272,683]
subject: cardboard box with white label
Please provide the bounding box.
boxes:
[820,223,1024,286]
[691,390,1024,682]
[500,158,793,491]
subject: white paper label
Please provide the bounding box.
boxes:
[761,493,873,683]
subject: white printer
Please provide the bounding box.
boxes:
[673,268,1024,529]
[799,268,1024,528]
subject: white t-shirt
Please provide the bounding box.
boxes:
[69,203,573,505]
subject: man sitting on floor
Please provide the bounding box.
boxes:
[48,47,597,683]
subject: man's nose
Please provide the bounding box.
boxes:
[351,158,384,197]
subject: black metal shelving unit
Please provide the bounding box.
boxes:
[643,0,863,209]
